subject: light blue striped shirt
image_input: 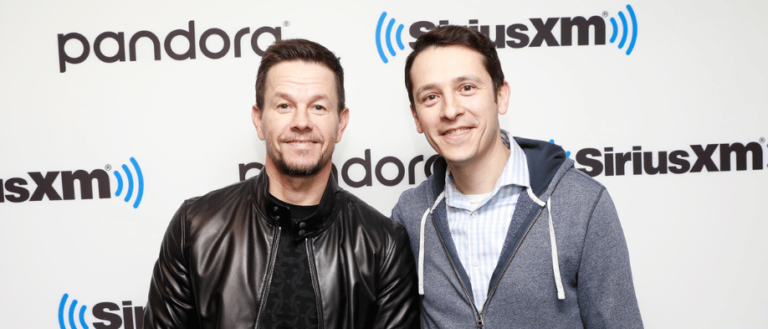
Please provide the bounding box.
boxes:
[445,131,530,309]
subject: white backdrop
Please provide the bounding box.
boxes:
[1,1,767,328]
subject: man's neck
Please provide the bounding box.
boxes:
[264,159,330,206]
[447,135,510,195]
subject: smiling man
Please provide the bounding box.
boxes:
[392,26,643,328]
[144,39,419,329]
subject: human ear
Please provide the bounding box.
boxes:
[335,107,350,142]
[252,105,266,140]
[497,81,511,115]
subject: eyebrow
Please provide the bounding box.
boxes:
[414,83,439,98]
[453,75,482,85]
[272,92,331,104]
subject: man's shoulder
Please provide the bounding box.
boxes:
[391,176,436,226]
[543,163,618,227]
[399,177,433,202]
[177,178,254,222]
[555,164,608,201]
[336,187,406,235]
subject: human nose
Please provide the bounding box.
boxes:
[441,93,464,121]
[291,106,312,131]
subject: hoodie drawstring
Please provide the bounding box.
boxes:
[418,189,563,300]
[526,188,565,300]
[547,198,565,300]
[418,191,445,295]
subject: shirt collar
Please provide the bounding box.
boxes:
[255,171,340,241]
[445,130,530,210]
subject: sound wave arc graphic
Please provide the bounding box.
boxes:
[376,12,405,63]
[609,4,638,55]
[58,293,89,329]
[113,157,144,208]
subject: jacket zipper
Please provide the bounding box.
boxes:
[254,227,281,328]
[430,217,484,328]
[480,206,545,313]
[305,238,324,329]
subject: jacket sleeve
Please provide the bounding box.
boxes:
[578,189,643,328]
[372,225,421,329]
[144,201,201,329]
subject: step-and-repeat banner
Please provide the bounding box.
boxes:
[1,1,766,328]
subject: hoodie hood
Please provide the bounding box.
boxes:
[429,135,569,199]
[514,137,568,196]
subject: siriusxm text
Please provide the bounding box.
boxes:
[409,16,606,49]
[575,142,764,177]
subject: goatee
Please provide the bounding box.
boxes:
[268,146,333,177]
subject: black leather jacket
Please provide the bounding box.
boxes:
[144,172,419,329]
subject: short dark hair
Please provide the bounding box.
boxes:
[404,25,504,107]
[255,39,345,112]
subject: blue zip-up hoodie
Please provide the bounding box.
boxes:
[392,136,643,328]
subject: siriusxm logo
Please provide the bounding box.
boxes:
[572,141,765,177]
[58,293,144,329]
[58,294,88,329]
[375,4,639,63]
[112,158,144,209]
[375,12,406,63]
[609,5,638,55]
[0,157,144,208]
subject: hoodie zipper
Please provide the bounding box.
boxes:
[431,204,545,327]
[476,311,484,328]
[480,206,545,314]
[254,227,281,328]
[430,217,484,328]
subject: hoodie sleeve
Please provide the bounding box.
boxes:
[577,189,644,328]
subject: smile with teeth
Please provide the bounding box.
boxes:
[442,127,472,136]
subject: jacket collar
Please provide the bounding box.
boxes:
[251,170,340,240]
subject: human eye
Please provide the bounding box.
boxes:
[274,103,293,114]
[310,104,329,114]
[420,93,440,107]
[460,84,475,92]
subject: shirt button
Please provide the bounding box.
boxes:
[473,261,479,267]
[299,222,306,229]
[275,215,280,220]
[298,230,306,236]
[273,206,278,211]
[471,212,478,218]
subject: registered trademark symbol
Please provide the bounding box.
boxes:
[602,11,609,18]
[760,137,766,144]
[105,164,112,171]
[283,21,290,27]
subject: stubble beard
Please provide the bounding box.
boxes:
[268,144,334,177]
